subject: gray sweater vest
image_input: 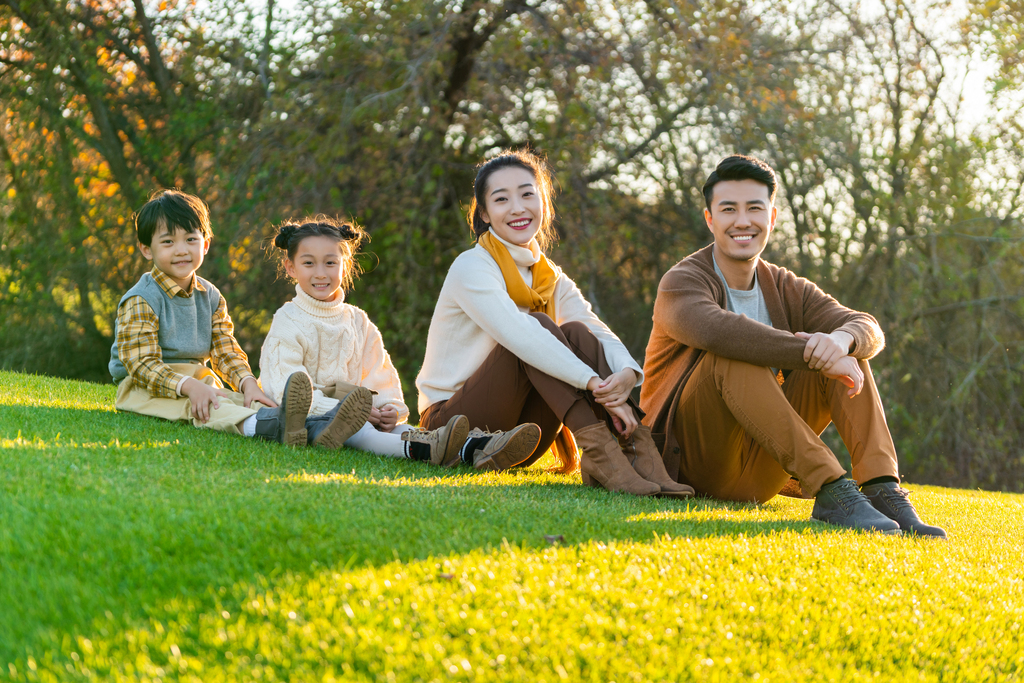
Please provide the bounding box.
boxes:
[108,273,222,383]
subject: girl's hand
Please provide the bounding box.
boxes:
[367,407,381,427]
[588,369,638,407]
[377,404,399,432]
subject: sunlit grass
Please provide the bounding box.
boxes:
[1,370,1021,681]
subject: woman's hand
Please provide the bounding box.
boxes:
[604,402,638,438]
[588,369,638,408]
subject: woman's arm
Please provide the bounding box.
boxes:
[449,255,601,390]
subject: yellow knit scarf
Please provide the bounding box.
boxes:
[478,231,557,318]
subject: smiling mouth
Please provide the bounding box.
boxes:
[731,235,755,243]
[508,219,532,229]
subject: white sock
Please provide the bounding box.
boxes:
[241,414,258,437]
[343,422,406,458]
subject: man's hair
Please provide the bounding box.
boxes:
[135,190,212,246]
[702,155,778,211]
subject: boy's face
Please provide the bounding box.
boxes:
[138,221,210,290]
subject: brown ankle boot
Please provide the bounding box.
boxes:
[576,423,660,496]
[622,426,694,499]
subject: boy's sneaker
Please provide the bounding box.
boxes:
[811,477,901,534]
[254,371,313,446]
[466,424,542,471]
[401,414,471,466]
[861,482,947,539]
[306,387,374,448]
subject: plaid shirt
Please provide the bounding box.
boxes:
[115,267,255,398]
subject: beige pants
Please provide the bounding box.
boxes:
[673,353,900,502]
[115,363,258,434]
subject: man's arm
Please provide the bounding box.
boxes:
[653,267,813,370]
[116,296,187,398]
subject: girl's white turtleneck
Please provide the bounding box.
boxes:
[260,284,409,419]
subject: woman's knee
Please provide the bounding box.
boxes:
[559,320,593,341]
[529,311,560,333]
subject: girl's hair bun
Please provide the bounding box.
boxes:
[274,224,298,249]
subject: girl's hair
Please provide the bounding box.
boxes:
[271,215,368,291]
[468,149,557,251]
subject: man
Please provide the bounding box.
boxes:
[640,155,944,537]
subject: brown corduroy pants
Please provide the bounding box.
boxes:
[673,353,900,502]
[420,313,611,467]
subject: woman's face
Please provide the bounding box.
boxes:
[479,166,543,246]
[285,235,345,302]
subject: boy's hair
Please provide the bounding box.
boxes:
[468,148,557,252]
[271,215,368,292]
[135,189,212,246]
[702,155,778,211]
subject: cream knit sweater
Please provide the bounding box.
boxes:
[260,285,409,420]
[416,230,643,414]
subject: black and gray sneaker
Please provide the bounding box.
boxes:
[861,482,947,539]
[811,477,901,534]
[254,371,313,446]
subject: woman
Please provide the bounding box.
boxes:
[416,149,692,497]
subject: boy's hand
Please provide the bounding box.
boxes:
[588,369,638,408]
[240,377,278,409]
[376,404,399,432]
[181,377,232,423]
[821,356,864,398]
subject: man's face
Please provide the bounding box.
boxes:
[704,179,777,264]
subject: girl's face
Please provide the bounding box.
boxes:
[285,235,346,301]
[479,166,543,246]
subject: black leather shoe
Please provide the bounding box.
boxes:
[811,477,901,534]
[861,482,947,539]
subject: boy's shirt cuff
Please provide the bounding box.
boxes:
[174,374,190,396]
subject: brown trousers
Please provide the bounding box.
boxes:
[420,313,611,467]
[673,353,900,502]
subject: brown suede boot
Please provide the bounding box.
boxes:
[622,426,694,499]
[577,422,660,496]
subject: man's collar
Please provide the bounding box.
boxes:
[151,267,205,298]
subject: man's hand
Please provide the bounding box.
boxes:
[240,377,278,409]
[588,369,638,408]
[795,330,854,373]
[821,355,864,398]
[181,377,232,423]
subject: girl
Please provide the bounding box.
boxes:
[416,150,693,497]
[260,216,539,468]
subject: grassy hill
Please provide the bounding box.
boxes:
[1,370,1021,681]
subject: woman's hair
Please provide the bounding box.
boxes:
[270,215,368,291]
[468,149,557,251]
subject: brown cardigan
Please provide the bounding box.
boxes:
[639,245,885,481]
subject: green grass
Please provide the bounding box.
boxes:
[1,369,1021,682]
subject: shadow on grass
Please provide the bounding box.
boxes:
[1,403,822,668]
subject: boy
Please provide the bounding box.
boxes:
[110,190,369,445]
[641,156,945,537]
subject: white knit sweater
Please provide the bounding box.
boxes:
[260,285,409,420]
[415,230,644,413]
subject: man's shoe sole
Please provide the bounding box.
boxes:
[810,517,902,535]
[313,388,373,448]
[474,424,541,471]
[281,372,313,446]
